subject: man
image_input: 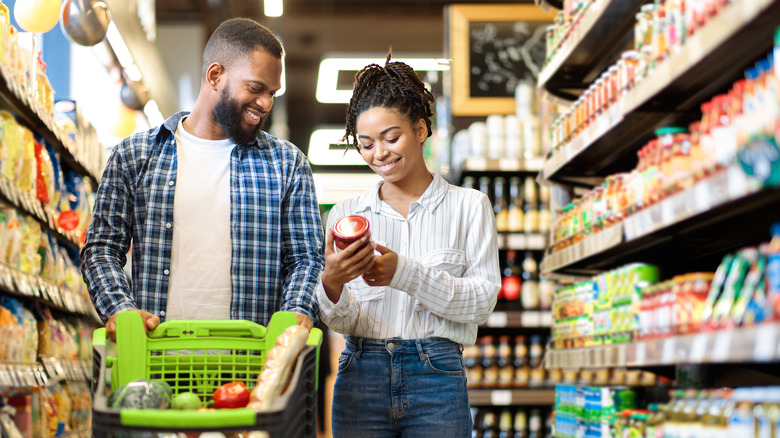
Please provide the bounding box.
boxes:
[81,18,324,341]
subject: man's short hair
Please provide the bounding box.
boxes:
[202,18,284,77]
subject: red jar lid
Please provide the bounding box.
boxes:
[332,215,370,241]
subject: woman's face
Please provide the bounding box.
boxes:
[355,107,428,183]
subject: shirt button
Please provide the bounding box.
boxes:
[165,223,172,229]
[169,181,174,186]
[163,269,170,275]
[159,311,166,316]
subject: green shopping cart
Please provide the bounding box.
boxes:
[91,311,322,437]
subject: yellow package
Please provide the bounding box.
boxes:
[18,125,35,193]
[19,215,41,275]
[1,111,22,181]
[1,207,23,267]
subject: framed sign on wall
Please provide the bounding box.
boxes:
[449,4,554,116]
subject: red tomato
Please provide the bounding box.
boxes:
[213,382,250,409]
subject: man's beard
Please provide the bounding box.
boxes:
[212,87,269,144]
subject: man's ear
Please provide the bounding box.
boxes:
[205,62,223,90]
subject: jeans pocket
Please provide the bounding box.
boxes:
[338,350,357,373]
[423,350,465,376]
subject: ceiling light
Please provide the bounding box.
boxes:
[316,57,450,104]
[308,128,365,166]
[106,22,143,81]
[265,0,283,17]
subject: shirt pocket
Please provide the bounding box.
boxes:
[421,248,467,277]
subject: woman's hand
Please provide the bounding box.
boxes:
[321,230,376,303]
[361,244,398,287]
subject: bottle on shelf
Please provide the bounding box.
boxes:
[528,409,542,438]
[498,409,513,438]
[538,185,551,234]
[513,409,527,438]
[521,251,540,310]
[496,336,513,389]
[502,250,522,302]
[508,177,525,233]
[494,177,509,233]
[513,335,530,389]
[463,176,476,191]
[482,411,497,438]
[523,177,538,233]
[480,336,498,388]
[479,176,493,204]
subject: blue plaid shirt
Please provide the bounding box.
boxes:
[81,112,324,325]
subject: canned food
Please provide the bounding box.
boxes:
[332,215,370,250]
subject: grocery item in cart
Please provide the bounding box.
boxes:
[249,324,308,411]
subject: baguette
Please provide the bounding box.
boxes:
[248,325,308,411]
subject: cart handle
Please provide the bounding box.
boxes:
[120,407,257,428]
[146,318,267,339]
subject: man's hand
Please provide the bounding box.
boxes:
[293,312,313,330]
[361,244,398,287]
[106,309,160,342]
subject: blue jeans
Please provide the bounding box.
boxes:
[331,336,472,438]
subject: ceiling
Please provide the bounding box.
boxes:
[155,0,526,154]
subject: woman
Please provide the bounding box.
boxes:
[318,54,501,437]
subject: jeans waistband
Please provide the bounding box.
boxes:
[345,336,462,359]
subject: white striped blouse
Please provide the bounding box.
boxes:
[317,173,501,346]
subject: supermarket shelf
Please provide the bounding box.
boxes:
[546,322,780,370]
[0,358,90,388]
[468,388,556,406]
[541,0,780,185]
[538,0,643,97]
[540,223,622,276]
[498,233,548,251]
[0,176,81,250]
[541,164,780,276]
[545,343,627,370]
[461,157,544,173]
[0,262,93,318]
[484,311,553,329]
[0,64,99,185]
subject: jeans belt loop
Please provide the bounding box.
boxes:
[355,337,363,359]
[415,339,426,362]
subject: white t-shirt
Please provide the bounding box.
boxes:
[165,118,234,320]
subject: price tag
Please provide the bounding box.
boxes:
[753,324,777,362]
[498,158,520,171]
[522,311,542,327]
[662,338,676,364]
[527,234,547,250]
[486,312,508,328]
[712,330,733,362]
[690,333,709,362]
[506,234,526,249]
[633,342,646,365]
[490,390,513,406]
[466,157,488,171]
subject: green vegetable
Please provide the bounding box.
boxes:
[171,392,202,410]
[110,379,173,409]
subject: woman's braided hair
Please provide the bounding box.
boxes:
[344,51,435,151]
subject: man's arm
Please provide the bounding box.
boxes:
[279,152,325,324]
[80,142,137,323]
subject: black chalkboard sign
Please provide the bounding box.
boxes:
[468,20,548,98]
[450,5,553,116]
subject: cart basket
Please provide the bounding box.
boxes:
[91,311,322,437]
